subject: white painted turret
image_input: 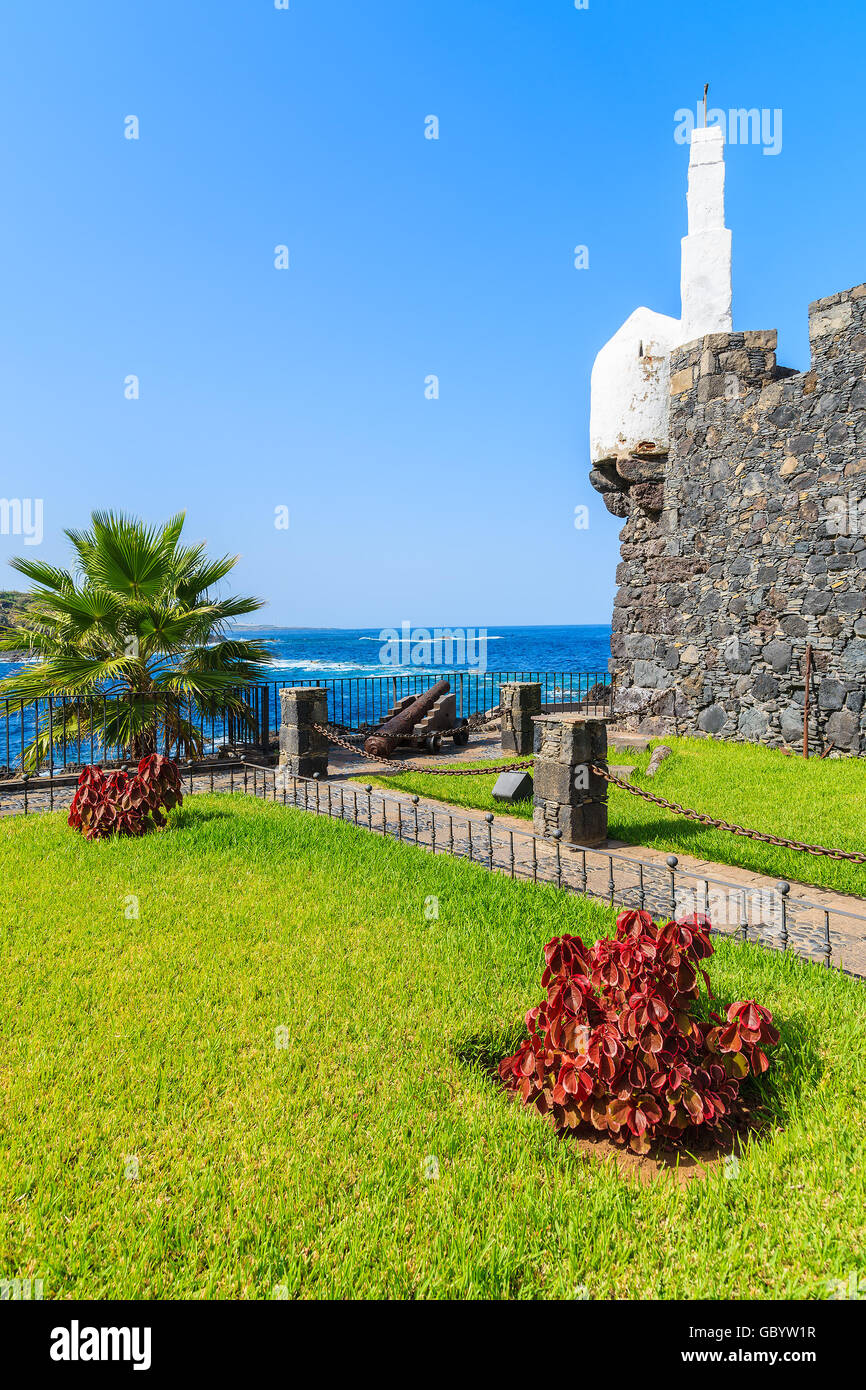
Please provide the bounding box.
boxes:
[680,125,732,343]
[589,119,733,466]
[589,308,680,464]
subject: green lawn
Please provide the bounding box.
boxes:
[2,796,865,1299]
[359,736,866,899]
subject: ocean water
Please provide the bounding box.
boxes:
[234,624,613,681]
[0,625,612,768]
[0,625,612,687]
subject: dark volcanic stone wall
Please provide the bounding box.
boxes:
[598,283,866,754]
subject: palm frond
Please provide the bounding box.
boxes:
[205,595,266,623]
[7,557,76,594]
[0,653,138,700]
[0,625,48,655]
[17,694,206,770]
[2,508,274,759]
[86,513,173,599]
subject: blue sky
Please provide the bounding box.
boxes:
[1,0,864,627]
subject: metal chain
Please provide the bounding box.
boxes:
[312,725,864,861]
[591,763,866,865]
[325,720,477,741]
[312,723,533,777]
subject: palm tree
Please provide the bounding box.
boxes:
[0,510,273,768]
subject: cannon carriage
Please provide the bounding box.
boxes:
[363,679,469,758]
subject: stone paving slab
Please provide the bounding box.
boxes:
[269,768,865,976]
[4,744,864,978]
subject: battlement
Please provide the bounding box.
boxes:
[601,282,866,754]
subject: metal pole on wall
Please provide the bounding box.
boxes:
[803,642,813,759]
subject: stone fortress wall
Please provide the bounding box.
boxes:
[590,282,866,754]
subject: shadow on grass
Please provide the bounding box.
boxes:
[607,816,712,849]
[456,1023,526,1088]
[170,806,236,829]
[456,1003,822,1178]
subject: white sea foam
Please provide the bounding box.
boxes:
[269,659,373,672]
[267,658,479,677]
[357,634,503,641]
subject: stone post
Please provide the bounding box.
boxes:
[531,713,608,846]
[279,687,329,779]
[500,681,542,755]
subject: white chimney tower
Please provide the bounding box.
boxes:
[679,124,733,342]
[589,110,735,468]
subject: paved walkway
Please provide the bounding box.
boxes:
[4,733,864,976]
[315,735,866,976]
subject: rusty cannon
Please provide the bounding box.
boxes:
[364,679,470,759]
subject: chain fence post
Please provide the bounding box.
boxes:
[485,812,494,870]
[740,889,748,944]
[776,881,790,951]
[666,855,678,918]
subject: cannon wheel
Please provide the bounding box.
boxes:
[425,733,442,753]
[450,727,470,746]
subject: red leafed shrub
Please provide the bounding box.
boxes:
[499,909,780,1154]
[68,755,183,841]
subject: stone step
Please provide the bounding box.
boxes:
[608,735,652,754]
[609,764,636,781]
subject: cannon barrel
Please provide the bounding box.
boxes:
[364,679,451,758]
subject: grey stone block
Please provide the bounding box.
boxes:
[533,801,608,847]
[499,682,542,755]
[280,722,331,756]
[278,685,329,779]
[818,679,845,711]
[762,640,793,674]
[279,687,329,725]
[738,707,769,740]
[752,672,780,699]
[534,759,580,805]
[826,708,860,750]
[698,703,728,735]
[530,714,608,847]
[779,706,805,743]
[491,771,534,803]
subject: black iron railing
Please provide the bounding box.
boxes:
[0,672,612,774]
[3,758,861,980]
